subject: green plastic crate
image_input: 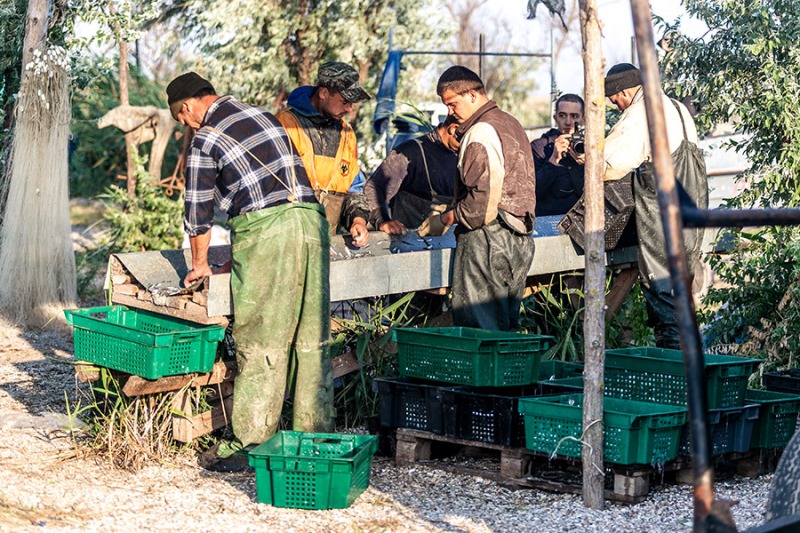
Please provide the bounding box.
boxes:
[248,431,378,509]
[537,360,584,381]
[746,389,800,449]
[64,306,224,379]
[393,327,554,387]
[518,393,687,465]
[605,347,760,408]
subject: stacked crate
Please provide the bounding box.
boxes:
[520,347,800,464]
[605,347,763,457]
[374,327,556,447]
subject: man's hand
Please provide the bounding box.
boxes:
[349,217,369,247]
[184,264,212,287]
[549,134,571,165]
[379,220,407,235]
[567,145,586,165]
[186,231,213,287]
[417,211,451,237]
[440,209,456,226]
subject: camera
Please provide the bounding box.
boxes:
[570,123,586,154]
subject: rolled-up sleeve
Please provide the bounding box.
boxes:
[184,143,217,237]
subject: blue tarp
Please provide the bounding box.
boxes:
[372,50,404,136]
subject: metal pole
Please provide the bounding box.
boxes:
[579,0,606,510]
[402,50,550,58]
[550,22,557,127]
[682,207,800,228]
[479,33,486,83]
[628,0,713,531]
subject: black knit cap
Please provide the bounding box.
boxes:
[604,63,642,96]
[166,72,215,119]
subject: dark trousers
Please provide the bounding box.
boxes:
[641,277,681,350]
[451,221,535,331]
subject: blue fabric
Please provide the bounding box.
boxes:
[372,51,404,136]
[286,86,320,117]
[348,170,366,193]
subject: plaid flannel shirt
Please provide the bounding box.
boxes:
[184,96,317,236]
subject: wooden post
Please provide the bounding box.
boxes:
[107,0,137,195]
[629,0,715,530]
[579,0,606,510]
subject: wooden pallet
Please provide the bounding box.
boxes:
[394,428,780,504]
[394,428,651,503]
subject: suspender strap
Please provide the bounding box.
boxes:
[203,126,298,202]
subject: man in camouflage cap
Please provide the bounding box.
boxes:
[276,61,372,245]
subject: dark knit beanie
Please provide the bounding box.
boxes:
[604,63,641,96]
[166,72,215,119]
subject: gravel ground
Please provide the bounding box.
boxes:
[0,319,773,532]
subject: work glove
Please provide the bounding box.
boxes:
[416,210,450,237]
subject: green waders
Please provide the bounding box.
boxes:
[451,220,535,331]
[228,202,334,446]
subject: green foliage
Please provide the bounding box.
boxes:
[328,293,431,428]
[518,270,654,362]
[701,227,800,365]
[0,0,25,132]
[97,153,183,253]
[70,58,180,198]
[659,1,800,365]
[171,0,442,172]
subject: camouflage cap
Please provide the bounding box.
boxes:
[316,62,371,103]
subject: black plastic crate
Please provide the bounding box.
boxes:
[764,369,800,394]
[441,385,539,446]
[678,404,759,457]
[373,377,452,434]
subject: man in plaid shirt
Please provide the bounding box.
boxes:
[167,72,334,471]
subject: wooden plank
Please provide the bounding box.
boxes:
[113,283,140,295]
[332,352,361,379]
[75,364,101,383]
[330,337,397,379]
[509,476,646,505]
[122,361,236,396]
[111,274,131,285]
[604,266,639,319]
[172,392,234,443]
[111,292,227,326]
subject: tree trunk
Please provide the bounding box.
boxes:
[22,0,49,69]
[108,0,137,195]
[579,0,606,511]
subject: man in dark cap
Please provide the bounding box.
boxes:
[603,62,708,349]
[166,72,334,470]
[276,61,372,245]
[436,65,537,331]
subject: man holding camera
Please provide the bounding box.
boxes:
[531,94,586,216]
